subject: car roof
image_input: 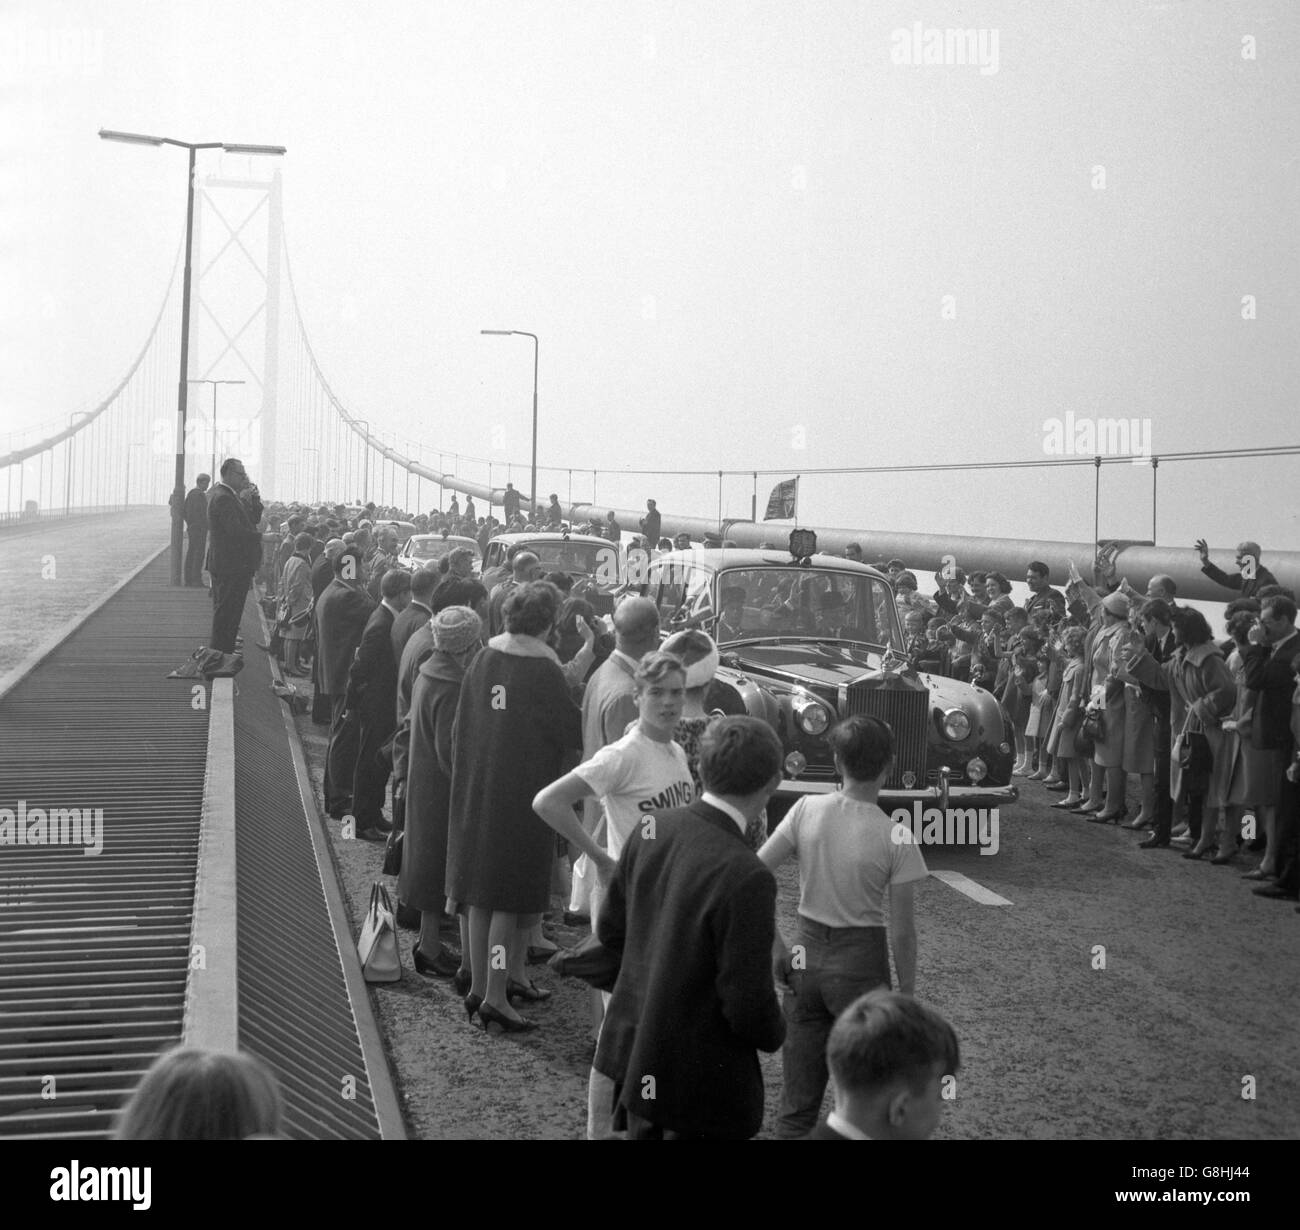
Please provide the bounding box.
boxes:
[405,534,479,547]
[487,533,610,547]
[648,549,891,582]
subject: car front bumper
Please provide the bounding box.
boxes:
[775,778,1019,807]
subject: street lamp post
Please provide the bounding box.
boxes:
[354,420,371,505]
[480,329,538,514]
[187,379,247,477]
[100,129,285,584]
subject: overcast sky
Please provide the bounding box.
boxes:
[4,0,1297,553]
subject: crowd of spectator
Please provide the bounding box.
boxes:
[832,537,1299,905]
[184,467,1296,1139]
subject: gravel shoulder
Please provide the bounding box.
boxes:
[290,705,1300,1140]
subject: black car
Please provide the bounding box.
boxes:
[645,536,1018,815]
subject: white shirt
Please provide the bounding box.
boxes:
[700,791,750,836]
[575,725,694,859]
[826,1111,871,1140]
[765,792,929,928]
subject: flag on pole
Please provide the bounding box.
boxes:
[764,476,798,521]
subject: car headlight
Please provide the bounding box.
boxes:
[966,757,987,783]
[784,751,808,777]
[941,709,972,741]
[793,694,831,736]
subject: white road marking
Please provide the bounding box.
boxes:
[929,870,1013,906]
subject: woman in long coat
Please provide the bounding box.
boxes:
[1077,591,1132,820]
[1222,610,1281,869]
[1117,612,1159,828]
[1125,607,1235,857]
[400,605,482,982]
[447,581,581,1032]
[278,533,314,676]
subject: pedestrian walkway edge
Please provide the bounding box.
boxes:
[183,676,240,1052]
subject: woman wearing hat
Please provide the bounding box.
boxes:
[401,606,483,984]
[1073,589,1133,820]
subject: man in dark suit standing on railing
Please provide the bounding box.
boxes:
[206,458,263,652]
[183,474,211,588]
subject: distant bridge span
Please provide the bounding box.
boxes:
[351,429,1300,605]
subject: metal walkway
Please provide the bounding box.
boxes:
[0,556,402,1138]
[0,556,207,1137]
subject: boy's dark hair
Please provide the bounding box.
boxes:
[827,989,960,1098]
[826,715,893,783]
[380,568,412,600]
[1027,561,1050,579]
[1172,605,1213,647]
[699,716,782,797]
[410,567,440,603]
[431,577,488,614]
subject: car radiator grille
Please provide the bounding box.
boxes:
[843,684,930,790]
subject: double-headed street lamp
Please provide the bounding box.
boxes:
[480,329,538,517]
[187,379,246,476]
[100,128,286,585]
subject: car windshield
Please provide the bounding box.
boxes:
[517,541,607,575]
[715,567,902,649]
[408,537,478,560]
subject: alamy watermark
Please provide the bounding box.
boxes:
[890,23,1000,75]
[891,803,999,855]
[0,801,103,855]
[1042,412,1153,464]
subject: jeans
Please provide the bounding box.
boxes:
[776,917,890,1140]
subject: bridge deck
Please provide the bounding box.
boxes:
[0,552,401,1139]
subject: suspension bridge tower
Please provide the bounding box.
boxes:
[189,167,284,495]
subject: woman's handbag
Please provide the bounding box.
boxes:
[381,828,403,877]
[357,882,401,983]
[1081,706,1105,747]
[1178,715,1213,790]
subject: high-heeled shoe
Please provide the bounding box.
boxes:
[463,992,483,1021]
[453,967,472,995]
[506,977,553,1003]
[1121,815,1151,830]
[478,1002,538,1034]
[1210,849,1236,865]
[1138,834,1170,849]
[1050,796,1083,809]
[1069,802,1104,814]
[1182,846,1215,861]
[1091,807,1128,825]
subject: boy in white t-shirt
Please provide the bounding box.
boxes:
[533,650,695,1140]
[758,714,929,1139]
